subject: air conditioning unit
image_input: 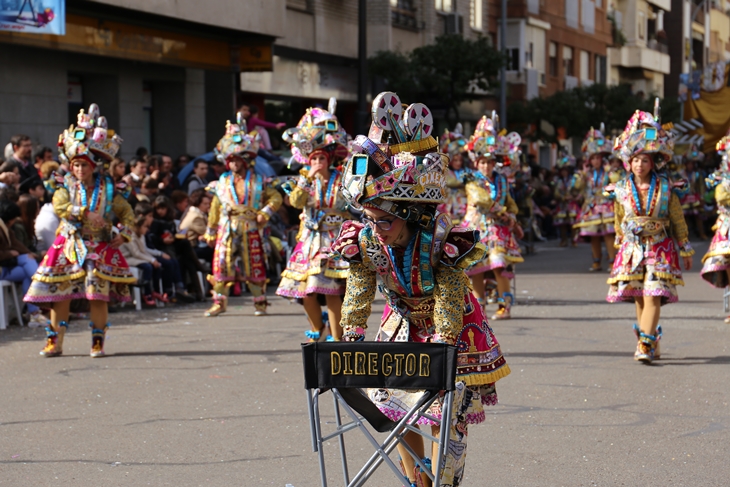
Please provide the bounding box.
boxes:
[564,75,579,89]
[444,13,463,35]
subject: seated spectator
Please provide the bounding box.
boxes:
[0,200,44,326]
[206,159,226,184]
[109,157,127,183]
[186,159,209,194]
[18,176,45,201]
[120,215,176,306]
[0,186,19,203]
[14,194,39,253]
[175,155,191,175]
[123,157,148,190]
[33,146,54,174]
[150,196,202,301]
[179,188,213,263]
[136,176,159,203]
[170,190,189,219]
[34,196,59,255]
[0,160,20,190]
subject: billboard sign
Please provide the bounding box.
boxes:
[0,0,65,35]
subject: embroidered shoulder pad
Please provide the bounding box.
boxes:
[440,227,485,269]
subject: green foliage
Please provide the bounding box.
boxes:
[369,35,504,125]
[508,83,678,144]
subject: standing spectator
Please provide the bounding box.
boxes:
[33,147,54,174]
[206,159,226,184]
[237,103,285,150]
[108,158,128,183]
[0,160,20,190]
[179,188,213,264]
[8,134,36,181]
[19,177,46,201]
[186,159,209,194]
[14,194,39,252]
[175,155,191,175]
[0,200,44,326]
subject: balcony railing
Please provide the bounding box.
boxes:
[391,7,420,30]
[647,39,669,54]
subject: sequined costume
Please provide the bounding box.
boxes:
[204,119,283,316]
[701,134,730,288]
[552,152,580,228]
[276,168,349,298]
[461,173,523,278]
[607,174,693,304]
[439,124,471,223]
[206,168,282,311]
[336,91,510,486]
[25,173,135,305]
[572,165,616,238]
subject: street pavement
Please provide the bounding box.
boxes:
[1,239,729,486]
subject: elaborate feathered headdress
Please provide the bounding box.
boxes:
[214,114,260,169]
[283,97,349,167]
[58,103,122,167]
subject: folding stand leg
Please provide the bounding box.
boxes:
[433,390,454,487]
[332,394,350,485]
[312,392,328,487]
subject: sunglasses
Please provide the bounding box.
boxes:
[362,215,396,231]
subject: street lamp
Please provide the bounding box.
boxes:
[500,0,507,126]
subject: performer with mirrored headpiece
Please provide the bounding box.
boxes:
[606,100,694,364]
[25,104,136,358]
[331,92,510,487]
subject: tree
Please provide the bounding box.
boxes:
[508,83,678,144]
[369,35,504,126]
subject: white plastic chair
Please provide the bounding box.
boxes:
[0,280,24,330]
[129,267,143,311]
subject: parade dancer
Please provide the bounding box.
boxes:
[204,118,282,317]
[24,104,136,358]
[700,131,730,322]
[607,103,693,364]
[573,126,617,271]
[552,150,580,247]
[333,92,510,487]
[679,144,708,240]
[461,113,524,320]
[440,124,471,224]
[276,99,350,341]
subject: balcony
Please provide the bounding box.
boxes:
[645,0,671,11]
[608,44,670,74]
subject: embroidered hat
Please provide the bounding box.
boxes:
[556,147,576,168]
[614,100,674,170]
[467,112,522,174]
[581,123,611,160]
[214,115,260,169]
[340,91,446,226]
[58,103,123,167]
[283,97,349,167]
[440,123,468,158]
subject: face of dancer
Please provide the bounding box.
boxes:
[72,158,94,184]
[450,153,463,170]
[589,154,603,169]
[362,207,411,247]
[228,156,248,175]
[476,157,495,178]
[630,153,653,182]
[309,152,330,178]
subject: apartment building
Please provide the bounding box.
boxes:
[240,0,494,141]
[664,0,730,99]
[0,0,280,159]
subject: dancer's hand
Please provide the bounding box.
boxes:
[87,211,105,227]
[683,256,693,271]
[256,213,267,225]
[108,235,124,248]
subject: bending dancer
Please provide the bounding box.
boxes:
[333,92,510,486]
[573,126,617,271]
[25,104,136,358]
[460,113,523,320]
[204,118,282,317]
[607,103,693,363]
[276,99,350,341]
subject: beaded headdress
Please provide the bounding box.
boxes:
[556,147,576,168]
[467,112,522,174]
[614,99,674,171]
[581,123,611,160]
[58,103,122,168]
[283,98,349,167]
[214,115,260,169]
[340,91,446,226]
[682,142,705,164]
[440,123,467,158]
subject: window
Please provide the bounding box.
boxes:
[435,0,454,12]
[563,45,574,77]
[525,42,534,69]
[507,48,520,71]
[581,0,595,35]
[566,0,579,29]
[580,50,590,81]
[392,0,418,29]
[549,42,558,77]
[470,0,483,30]
[638,11,645,40]
[595,54,607,84]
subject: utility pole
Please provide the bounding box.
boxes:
[500,0,507,126]
[356,0,368,135]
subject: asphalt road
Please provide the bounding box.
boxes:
[1,239,729,486]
